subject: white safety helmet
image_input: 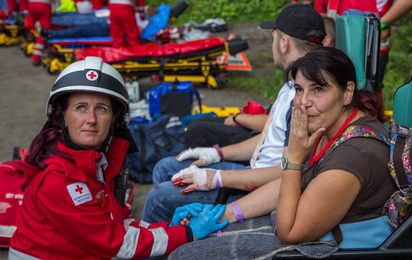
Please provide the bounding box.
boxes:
[46,56,130,125]
[44,56,137,153]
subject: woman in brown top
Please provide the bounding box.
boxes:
[277,47,396,248]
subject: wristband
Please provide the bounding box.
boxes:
[381,23,389,30]
[232,113,241,125]
[211,170,223,189]
[217,220,222,237]
[213,144,224,161]
[231,201,245,222]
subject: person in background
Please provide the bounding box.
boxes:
[107,0,141,47]
[316,0,395,99]
[8,56,228,260]
[24,0,51,66]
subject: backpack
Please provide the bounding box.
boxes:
[315,120,412,230]
[0,148,29,247]
[127,115,186,183]
[147,81,201,118]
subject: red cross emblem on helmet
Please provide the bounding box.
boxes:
[86,70,99,81]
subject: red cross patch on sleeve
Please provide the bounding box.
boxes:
[67,182,92,206]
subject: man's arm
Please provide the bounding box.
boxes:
[221,133,261,161]
[381,0,412,25]
[219,148,287,223]
[224,114,268,132]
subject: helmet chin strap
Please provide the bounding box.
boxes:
[55,104,121,153]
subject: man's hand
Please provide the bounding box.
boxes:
[172,166,222,194]
[176,147,221,167]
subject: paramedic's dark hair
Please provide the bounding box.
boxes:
[285,47,388,122]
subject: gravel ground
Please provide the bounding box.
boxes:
[0,22,273,258]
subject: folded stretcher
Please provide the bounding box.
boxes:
[47,37,248,89]
[0,19,26,46]
[42,1,188,70]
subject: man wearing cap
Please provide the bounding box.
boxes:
[143,3,326,226]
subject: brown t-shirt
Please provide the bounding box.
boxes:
[300,112,397,223]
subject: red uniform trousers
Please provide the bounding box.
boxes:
[28,2,51,63]
[136,0,145,19]
[109,4,141,47]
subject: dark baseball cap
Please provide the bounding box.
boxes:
[260,3,326,44]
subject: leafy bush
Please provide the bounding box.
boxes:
[151,0,289,24]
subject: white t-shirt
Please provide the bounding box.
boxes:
[250,81,295,169]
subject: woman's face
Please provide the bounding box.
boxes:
[63,91,114,150]
[293,70,354,137]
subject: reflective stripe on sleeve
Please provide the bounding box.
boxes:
[8,248,42,260]
[139,221,150,229]
[112,220,140,259]
[149,227,168,257]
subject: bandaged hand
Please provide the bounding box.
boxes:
[169,203,204,227]
[189,204,229,240]
[172,166,223,194]
[176,147,221,167]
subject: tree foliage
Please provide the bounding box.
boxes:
[150,0,289,24]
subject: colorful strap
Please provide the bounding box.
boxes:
[231,201,245,222]
[214,144,224,161]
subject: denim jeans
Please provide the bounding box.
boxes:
[142,157,250,224]
[51,22,109,38]
[51,11,108,26]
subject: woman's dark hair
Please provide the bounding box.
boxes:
[285,47,388,122]
[26,92,120,167]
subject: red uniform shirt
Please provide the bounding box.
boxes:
[9,137,188,259]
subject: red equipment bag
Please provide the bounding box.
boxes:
[0,148,28,248]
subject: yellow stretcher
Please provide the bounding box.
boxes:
[192,105,240,117]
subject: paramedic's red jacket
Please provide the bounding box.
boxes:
[9,137,190,260]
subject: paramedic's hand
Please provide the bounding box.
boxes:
[169,203,204,226]
[288,100,325,164]
[224,115,237,126]
[381,27,390,43]
[172,166,222,194]
[176,147,221,167]
[189,204,228,240]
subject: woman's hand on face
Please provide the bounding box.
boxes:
[171,166,216,194]
[288,100,325,163]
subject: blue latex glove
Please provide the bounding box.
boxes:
[189,204,229,240]
[169,203,204,227]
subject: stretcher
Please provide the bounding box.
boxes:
[192,105,240,116]
[42,1,188,71]
[0,19,26,46]
[58,37,247,89]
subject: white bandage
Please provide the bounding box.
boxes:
[177,147,221,166]
[193,169,208,190]
[211,170,223,189]
[171,165,199,182]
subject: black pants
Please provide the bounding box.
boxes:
[184,117,253,149]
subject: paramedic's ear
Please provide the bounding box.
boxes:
[323,35,332,47]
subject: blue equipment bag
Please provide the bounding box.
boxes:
[127,115,186,183]
[147,81,201,118]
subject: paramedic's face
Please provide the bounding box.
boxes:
[63,92,114,150]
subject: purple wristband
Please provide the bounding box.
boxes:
[217,221,222,237]
[231,201,244,222]
[214,171,221,188]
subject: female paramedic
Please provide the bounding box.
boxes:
[168,47,398,259]
[8,56,228,260]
